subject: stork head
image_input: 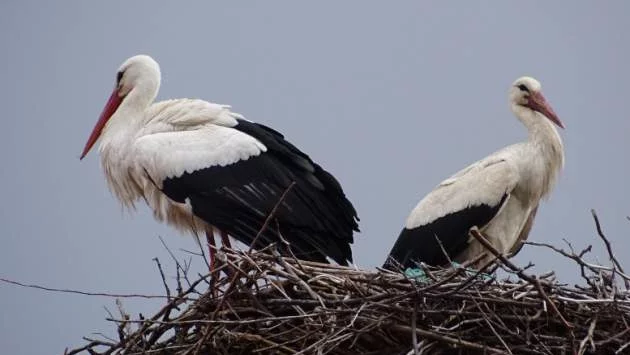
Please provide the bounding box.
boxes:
[509,76,563,129]
[80,55,161,159]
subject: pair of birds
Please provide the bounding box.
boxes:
[80,55,564,271]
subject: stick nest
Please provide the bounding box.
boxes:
[66,237,630,355]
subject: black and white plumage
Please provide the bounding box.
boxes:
[384,77,564,270]
[80,55,359,265]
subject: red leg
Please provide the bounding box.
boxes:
[218,230,236,281]
[205,229,220,297]
[205,230,217,272]
[220,230,232,250]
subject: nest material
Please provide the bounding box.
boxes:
[67,239,630,355]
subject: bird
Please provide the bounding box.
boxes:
[80,54,359,267]
[383,76,564,271]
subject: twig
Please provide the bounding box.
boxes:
[153,257,171,300]
[468,228,573,331]
[591,209,630,289]
[247,181,297,254]
[473,295,513,354]
[410,301,419,355]
[577,316,597,355]
[158,235,194,288]
[0,277,170,299]
[391,324,509,354]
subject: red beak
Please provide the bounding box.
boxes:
[80,88,123,160]
[527,91,564,129]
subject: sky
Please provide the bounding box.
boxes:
[1,2,629,354]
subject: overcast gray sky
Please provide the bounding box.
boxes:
[1,2,629,354]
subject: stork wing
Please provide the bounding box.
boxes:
[232,119,359,228]
[132,123,357,265]
[385,157,519,269]
[134,126,266,183]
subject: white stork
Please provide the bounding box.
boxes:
[80,55,359,266]
[384,76,564,270]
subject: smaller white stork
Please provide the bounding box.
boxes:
[80,55,359,267]
[383,76,564,270]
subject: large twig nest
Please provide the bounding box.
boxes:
[67,237,630,355]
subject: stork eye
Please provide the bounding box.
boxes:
[517,84,529,93]
[116,71,124,84]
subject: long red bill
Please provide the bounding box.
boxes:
[80,88,123,160]
[527,92,564,129]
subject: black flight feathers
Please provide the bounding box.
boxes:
[161,119,359,265]
[383,194,508,270]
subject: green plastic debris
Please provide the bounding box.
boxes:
[404,267,429,282]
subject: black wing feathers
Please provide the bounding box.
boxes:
[383,195,508,270]
[161,119,358,265]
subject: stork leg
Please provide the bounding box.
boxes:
[218,230,238,281]
[205,230,217,271]
[205,228,220,297]
[220,230,232,250]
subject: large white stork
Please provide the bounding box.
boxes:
[384,76,564,270]
[80,55,359,266]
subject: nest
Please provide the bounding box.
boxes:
[66,213,630,355]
